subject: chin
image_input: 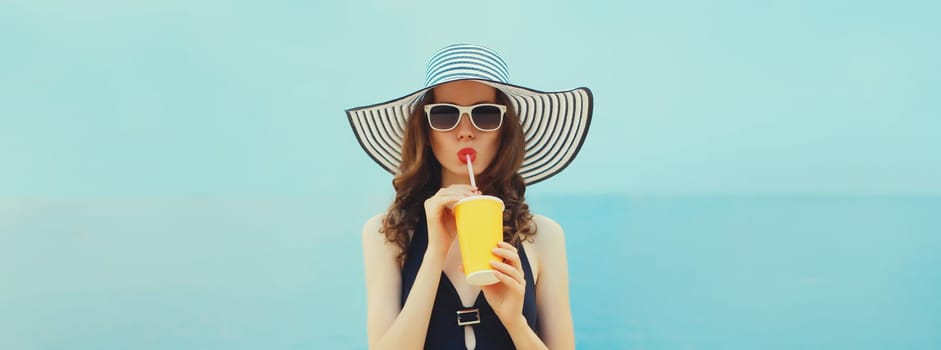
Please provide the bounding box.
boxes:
[447,164,486,178]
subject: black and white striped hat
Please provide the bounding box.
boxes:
[346,44,593,185]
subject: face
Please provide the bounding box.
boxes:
[428,80,503,186]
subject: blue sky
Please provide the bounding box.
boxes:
[2,0,938,196]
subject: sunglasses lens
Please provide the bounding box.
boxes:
[472,105,503,130]
[428,105,460,130]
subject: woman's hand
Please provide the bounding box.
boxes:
[423,184,479,257]
[482,241,527,328]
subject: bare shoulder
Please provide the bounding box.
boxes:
[361,212,403,345]
[361,213,385,238]
[361,213,393,254]
[524,214,567,284]
[531,213,566,244]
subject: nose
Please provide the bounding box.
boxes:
[456,113,475,140]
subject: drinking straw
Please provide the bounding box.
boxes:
[466,154,476,189]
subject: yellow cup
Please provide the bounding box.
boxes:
[453,195,505,286]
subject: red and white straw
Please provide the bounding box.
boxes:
[466,154,476,189]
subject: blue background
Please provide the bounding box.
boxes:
[2,1,939,349]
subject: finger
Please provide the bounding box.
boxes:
[498,241,518,253]
[490,259,524,283]
[430,190,474,209]
[428,191,456,206]
[491,247,522,267]
[437,188,473,200]
[492,245,523,269]
[435,185,471,195]
[436,188,478,205]
[442,184,476,193]
[491,268,525,292]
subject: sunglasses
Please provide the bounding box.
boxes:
[423,103,506,132]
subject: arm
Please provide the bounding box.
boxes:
[531,214,576,349]
[363,185,476,350]
[483,215,575,349]
[362,214,445,350]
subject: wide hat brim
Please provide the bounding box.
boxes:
[346,79,593,185]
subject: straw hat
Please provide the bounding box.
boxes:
[346,44,593,185]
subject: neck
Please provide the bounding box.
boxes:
[440,168,471,188]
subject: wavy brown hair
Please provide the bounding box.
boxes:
[381,88,535,265]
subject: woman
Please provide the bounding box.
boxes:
[347,44,593,350]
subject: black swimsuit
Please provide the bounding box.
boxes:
[400,212,539,349]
